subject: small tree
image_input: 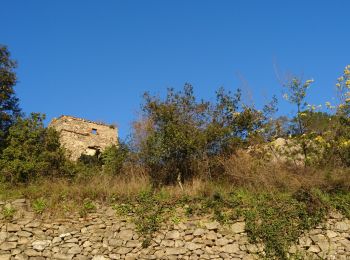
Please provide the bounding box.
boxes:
[140,84,209,186]
[101,141,130,175]
[0,113,66,183]
[283,77,314,165]
[137,84,277,185]
[0,45,21,149]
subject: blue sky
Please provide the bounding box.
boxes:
[2,1,350,138]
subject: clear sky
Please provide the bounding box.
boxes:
[2,1,350,138]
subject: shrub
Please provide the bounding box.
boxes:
[137,84,276,185]
[0,113,68,183]
[101,141,129,175]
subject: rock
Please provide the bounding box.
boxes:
[14,254,28,260]
[65,238,78,243]
[32,240,51,251]
[108,238,122,247]
[118,230,133,240]
[222,244,239,254]
[16,231,32,237]
[82,241,93,247]
[246,244,259,253]
[216,238,229,246]
[326,230,338,238]
[186,242,202,251]
[166,230,180,240]
[339,238,350,250]
[193,228,206,236]
[289,245,297,254]
[0,254,11,260]
[154,250,165,258]
[317,241,330,252]
[105,208,115,217]
[17,237,29,245]
[59,233,71,238]
[25,221,41,228]
[0,242,17,251]
[23,249,41,257]
[166,247,187,255]
[52,237,62,244]
[335,222,349,231]
[67,246,81,254]
[329,211,343,219]
[308,245,321,253]
[117,247,132,254]
[0,232,7,243]
[204,222,219,230]
[160,239,174,247]
[6,224,21,232]
[74,256,88,260]
[125,240,140,248]
[206,231,217,240]
[52,253,74,260]
[231,222,245,234]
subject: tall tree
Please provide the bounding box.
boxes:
[0,45,21,149]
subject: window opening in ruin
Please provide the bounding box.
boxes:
[91,128,97,135]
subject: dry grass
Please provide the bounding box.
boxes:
[1,152,350,216]
[219,151,350,193]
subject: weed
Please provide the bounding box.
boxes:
[2,205,16,220]
[79,199,96,217]
[119,189,165,247]
[32,198,47,214]
[113,203,134,216]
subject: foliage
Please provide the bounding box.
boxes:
[79,199,96,217]
[0,45,21,150]
[0,113,67,183]
[101,141,129,175]
[32,198,47,214]
[2,204,16,220]
[139,84,277,185]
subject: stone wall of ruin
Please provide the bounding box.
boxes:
[49,116,118,160]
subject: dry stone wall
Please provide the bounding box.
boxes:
[1,199,350,260]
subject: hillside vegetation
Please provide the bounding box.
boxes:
[1,45,350,258]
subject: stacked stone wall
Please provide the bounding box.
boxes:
[1,199,350,259]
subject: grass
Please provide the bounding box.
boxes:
[32,198,47,214]
[2,205,16,220]
[1,158,350,259]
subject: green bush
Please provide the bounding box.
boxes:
[101,141,129,175]
[138,84,276,185]
[0,113,68,183]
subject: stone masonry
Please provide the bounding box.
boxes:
[49,115,118,160]
[1,199,350,259]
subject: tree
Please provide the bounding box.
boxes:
[0,113,66,183]
[0,45,21,149]
[283,77,314,165]
[140,84,209,185]
[137,84,277,185]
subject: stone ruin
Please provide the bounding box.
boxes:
[49,115,118,160]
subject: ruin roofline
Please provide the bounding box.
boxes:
[50,115,116,128]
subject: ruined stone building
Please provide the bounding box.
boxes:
[49,115,118,160]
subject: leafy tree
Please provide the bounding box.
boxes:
[283,77,314,165]
[138,84,277,185]
[283,77,314,136]
[0,113,66,183]
[140,84,209,185]
[101,141,130,175]
[0,45,21,149]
